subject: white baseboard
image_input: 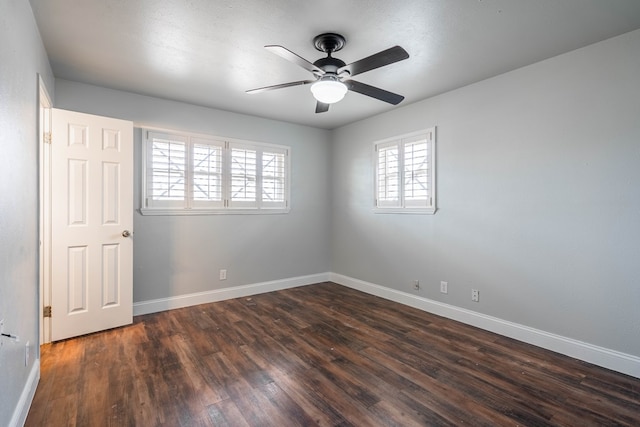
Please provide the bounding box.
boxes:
[10,360,40,427]
[330,273,640,379]
[133,272,331,316]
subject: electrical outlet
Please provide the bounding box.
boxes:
[219,269,227,280]
[413,280,420,290]
[440,281,448,294]
[472,289,480,302]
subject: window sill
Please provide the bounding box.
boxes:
[140,207,290,216]
[373,207,436,215]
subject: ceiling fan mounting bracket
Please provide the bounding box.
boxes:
[313,33,346,54]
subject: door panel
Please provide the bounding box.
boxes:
[51,108,133,341]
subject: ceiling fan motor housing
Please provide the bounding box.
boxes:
[313,56,347,76]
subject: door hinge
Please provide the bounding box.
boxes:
[43,306,52,318]
[44,132,52,144]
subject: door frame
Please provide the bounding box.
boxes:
[38,75,52,345]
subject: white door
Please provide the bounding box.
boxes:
[51,108,133,341]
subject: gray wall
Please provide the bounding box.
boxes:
[0,1,54,425]
[331,29,640,357]
[54,80,332,302]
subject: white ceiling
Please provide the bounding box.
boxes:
[30,0,640,129]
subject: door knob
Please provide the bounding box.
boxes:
[122,230,131,238]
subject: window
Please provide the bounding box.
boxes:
[142,129,289,214]
[374,128,436,214]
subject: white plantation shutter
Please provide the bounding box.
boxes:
[230,144,258,207]
[376,142,400,207]
[146,132,187,208]
[192,138,224,208]
[142,129,290,214]
[262,148,287,209]
[228,143,289,209]
[374,128,436,213]
[403,135,430,208]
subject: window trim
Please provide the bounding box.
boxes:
[140,127,290,215]
[373,127,436,215]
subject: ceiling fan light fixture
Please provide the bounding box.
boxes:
[310,78,348,104]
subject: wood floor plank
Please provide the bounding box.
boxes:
[362,345,525,426]
[25,282,640,426]
[330,354,450,426]
[240,336,311,378]
[270,370,350,427]
[294,367,387,426]
[43,394,79,427]
[130,374,161,427]
[254,381,319,426]
[206,399,251,427]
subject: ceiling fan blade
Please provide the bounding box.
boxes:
[246,80,315,94]
[315,102,330,113]
[338,46,409,77]
[265,45,325,75]
[345,80,405,105]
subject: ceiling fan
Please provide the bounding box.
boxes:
[246,33,409,113]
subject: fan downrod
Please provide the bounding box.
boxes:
[313,33,346,54]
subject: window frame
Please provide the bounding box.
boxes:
[373,127,436,214]
[141,128,290,215]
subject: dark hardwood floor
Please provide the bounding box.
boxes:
[26,282,640,426]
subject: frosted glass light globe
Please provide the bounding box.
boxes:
[310,80,348,104]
